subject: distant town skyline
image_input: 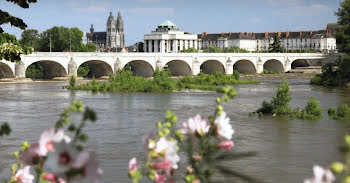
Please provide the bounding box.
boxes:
[0,0,342,46]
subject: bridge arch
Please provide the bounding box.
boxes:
[263,59,285,73]
[25,60,67,79]
[291,59,309,69]
[78,60,113,78]
[233,60,256,74]
[0,62,15,78]
[164,60,192,76]
[200,60,225,74]
[123,60,154,77]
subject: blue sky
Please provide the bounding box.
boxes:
[0,0,343,46]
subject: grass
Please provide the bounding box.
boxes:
[328,104,350,120]
[68,69,259,93]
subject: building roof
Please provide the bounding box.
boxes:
[159,19,177,27]
[199,30,335,41]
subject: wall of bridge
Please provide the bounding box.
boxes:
[0,52,329,78]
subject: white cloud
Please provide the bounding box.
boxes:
[267,0,303,6]
[128,7,174,15]
[273,3,331,16]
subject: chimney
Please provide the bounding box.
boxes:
[240,32,242,36]
[278,32,281,37]
[300,31,303,37]
[265,32,269,37]
[229,32,232,37]
[252,32,255,38]
[222,32,225,36]
[310,30,313,35]
[286,31,290,37]
[245,32,248,37]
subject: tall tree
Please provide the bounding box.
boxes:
[20,29,39,50]
[0,0,37,33]
[269,35,283,53]
[336,0,350,53]
[0,33,32,62]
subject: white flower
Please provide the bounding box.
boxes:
[181,115,210,135]
[14,166,34,183]
[45,142,79,173]
[215,112,234,140]
[155,137,180,169]
[155,137,168,153]
[165,140,180,169]
[304,165,335,183]
[39,129,71,156]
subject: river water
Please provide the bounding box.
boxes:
[0,80,349,183]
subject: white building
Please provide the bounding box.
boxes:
[200,28,337,53]
[144,20,199,53]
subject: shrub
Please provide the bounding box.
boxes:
[328,104,350,120]
[310,75,323,85]
[69,75,76,88]
[271,79,292,115]
[232,70,240,80]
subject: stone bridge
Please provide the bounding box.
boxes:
[0,52,329,79]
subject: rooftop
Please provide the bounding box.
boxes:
[159,19,177,28]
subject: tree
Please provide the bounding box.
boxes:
[20,29,39,50]
[336,0,350,53]
[0,0,37,33]
[0,33,33,62]
[269,35,283,53]
[181,48,199,53]
[203,46,224,53]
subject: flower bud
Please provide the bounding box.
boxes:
[216,98,221,104]
[13,151,19,158]
[331,162,344,174]
[345,135,350,147]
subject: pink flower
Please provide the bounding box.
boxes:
[217,140,234,152]
[304,165,335,183]
[43,174,67,183]
[46,142,78,173]
[129,157,139,171]
[155,138,180,169]
[20,143,40,165]
[153,160,172,174]
[154,173,167,183]
[39,129,71,156]
[181,115,210,135]
[72,152,103,182]
[14,166,34,183]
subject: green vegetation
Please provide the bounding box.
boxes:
[178,72,257,90]
[70,75,76,88]
[203,46,249,53]
[0,33,33,62]
[69,69,258,93]
[25,63,44,78]
[77,63,91,77]
[310,0,350,87]
[181,48,199,53]
[20,27,96,52]
[254,79,323,120]
[261,69,281,75]
[0,0,37,34]
[328,104,350,120]
[269,34,283,53]
[310,55,350,86]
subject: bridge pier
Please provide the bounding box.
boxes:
[68,57,77,76]
[226,58,233,75]
[256,62,264,74]
[192,58,200,75]
[15,61,26,78]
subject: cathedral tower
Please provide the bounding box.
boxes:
[117,11,125,48]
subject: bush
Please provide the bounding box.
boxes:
[232,70,240,80]
[271,79,292,115]
[299,97,323,120]
[69,75,76,88]
[328,104,350,120]
[310,75,323,85]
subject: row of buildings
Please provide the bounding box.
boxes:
[86,12,338,53]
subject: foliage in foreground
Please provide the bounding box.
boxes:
[0,33,33,63]
[68,69,258,93]
[328,103,350,120]
[304,135,350,183]
[6,100,102,183]
[253,79,323,120]
[128,88,261,183]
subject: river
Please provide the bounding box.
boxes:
[0,79,349,183]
